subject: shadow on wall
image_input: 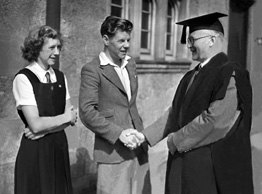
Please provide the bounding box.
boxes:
[71,147,97,194]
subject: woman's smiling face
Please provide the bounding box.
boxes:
[37,38,61,70]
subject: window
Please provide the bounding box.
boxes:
[141,0,153,53]
[166,0,177,56]
[166,1,173,51]
[106,0,192,72]
[111,0,123,17]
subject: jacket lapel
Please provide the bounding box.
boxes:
[100,64,126,94]
[181,52,228,115]
[183,68,205,109]
[126,60,137,96]
[178,70,200,126]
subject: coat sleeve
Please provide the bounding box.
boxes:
[79,63,123,144]
[142,74,188,147]
[169,73,239,152]
[142,107,171,146]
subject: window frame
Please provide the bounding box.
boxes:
[165,0,179,60]
[140,0,155,59]
[109,0,129,18]
[107,0,192,73]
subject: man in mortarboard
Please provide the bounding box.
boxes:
[130,12,254,194]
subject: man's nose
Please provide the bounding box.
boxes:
[186,42,193,48]
[124,41,130,48]
[54,47,60,55]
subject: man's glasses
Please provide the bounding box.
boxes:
[187,35,213,46]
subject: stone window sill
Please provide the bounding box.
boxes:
[136,60,191,74]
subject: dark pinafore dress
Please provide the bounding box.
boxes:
[14,68,73,194]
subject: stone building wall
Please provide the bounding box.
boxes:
[0,1,46,193]
[2,0,262,194]
[248,0,262,193]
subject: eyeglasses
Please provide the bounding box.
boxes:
[187,35,213,46]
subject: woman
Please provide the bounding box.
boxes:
[12,25,77,194]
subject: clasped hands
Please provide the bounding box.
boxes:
[24,106,78,140]
[119,128,145,150]
[67,106,78,126]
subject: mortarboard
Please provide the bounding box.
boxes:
[176,12,228,44]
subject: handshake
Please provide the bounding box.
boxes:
[119,128,146,150]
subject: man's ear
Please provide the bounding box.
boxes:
[209,36,216,47]
[102,35,109,46]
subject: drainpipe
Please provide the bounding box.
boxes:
[46,0,61,69]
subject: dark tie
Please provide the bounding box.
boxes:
[185,64,201,94]
[45,72,51,83]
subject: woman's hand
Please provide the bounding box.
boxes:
[64,106,78,126]
[24,128,45,140]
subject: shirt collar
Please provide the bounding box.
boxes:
[99,52,131,69]
[200,57,211,68]
[28,62,55,82]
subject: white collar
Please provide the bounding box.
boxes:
[26,62,55,82]
[99,52,131,69]
[200,57,211,68]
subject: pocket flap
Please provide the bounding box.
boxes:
[99,109,114,118]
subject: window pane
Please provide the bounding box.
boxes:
[166,35,171,50]
[142,0,150,11]
[111,6,122,17]
[167,3,172,16]
[112,0,122,5]
[167,18,172,32]
[141,31,148,49]
[142,12,149,30]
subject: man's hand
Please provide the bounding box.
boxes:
[167,133,177,155]
[128,130,146,146]
[119,128,139,150]
[24,128,45,140]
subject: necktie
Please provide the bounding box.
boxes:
[45,72,51,83]
[185,64,201,94]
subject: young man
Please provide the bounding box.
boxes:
[131,12,254,194]
[79,16,151,194]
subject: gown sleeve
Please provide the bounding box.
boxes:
[169,72,240,152]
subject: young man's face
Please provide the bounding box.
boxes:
[37,38,61,70]
[104,30,131,64]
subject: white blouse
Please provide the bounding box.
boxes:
[13,62,70,110]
